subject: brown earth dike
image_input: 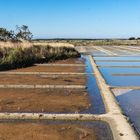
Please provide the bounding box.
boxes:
[0,74,86,85]
[0,120,113,140]
[0,89,90,113]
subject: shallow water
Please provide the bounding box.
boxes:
[103,74,140,86]
[112,89,140,135]
[99,67,140,75]
[96,61,140,67]
[99,67,140,86]
[95,54,140,136]
[82,55,105,114]
[94,56,140,61]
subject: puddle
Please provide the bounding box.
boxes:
[0,120,113,140]
[82,55,105,114]
[112,89,140,135]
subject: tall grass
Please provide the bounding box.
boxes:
[0,45,80,71]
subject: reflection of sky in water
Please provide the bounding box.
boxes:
[99,67,140,86]
[113,89,140,135]
[99,67,140,74]
[94,57,140,61]
[105,76,140,86]
[81,55,105,114]
[96,62,140,66]
[95,56,140,135]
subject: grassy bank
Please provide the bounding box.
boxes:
[0,45,80,71]
[68,39,140,46]
[33,39,140,46]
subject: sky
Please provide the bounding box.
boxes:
[0,0,140,39]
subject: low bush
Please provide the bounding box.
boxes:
[0,45,80,71]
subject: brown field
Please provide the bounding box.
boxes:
[10,65,85,73]
[0,57,89,113]
[0,74,86,85]
[0,122,97,140]
[0,89,90,113]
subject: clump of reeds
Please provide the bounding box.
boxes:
[0,45,80,71]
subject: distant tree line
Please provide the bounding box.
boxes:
[129,37,140,40]
[0,25,33,42]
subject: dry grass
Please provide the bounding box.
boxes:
[32,39,140,46]
[0,42,79,71]
[2,39,139,48]
[0,41,74,48]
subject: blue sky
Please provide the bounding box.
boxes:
[0,0,140,38]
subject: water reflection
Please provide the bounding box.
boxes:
[112,89,140,135]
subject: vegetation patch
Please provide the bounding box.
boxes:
[0,45,80,71]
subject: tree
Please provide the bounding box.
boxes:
[0,25,33,42]
[0,28,14,41]
[16,25,33,41]
[129,37,136,40]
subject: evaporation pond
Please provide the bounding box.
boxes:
[94,56,140,61]
[99,67,140,86]
[99,67,140,75]
[112,89,140,135]
[96,62,140,66]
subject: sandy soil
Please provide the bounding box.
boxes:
[11,65,85,73]
[0,122,97,140]
[0,75,86,85]
[0,89,90,113]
